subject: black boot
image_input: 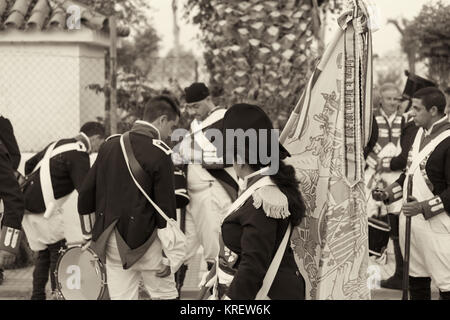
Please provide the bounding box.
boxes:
[175,264,188,294]
[409,276,431,300]
[381,214,403,290]
[439,291,450,300]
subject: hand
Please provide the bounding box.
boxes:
[402,197,423,217]
[156,265,171,278]
[0,250,15,268]
[372,189,388,201]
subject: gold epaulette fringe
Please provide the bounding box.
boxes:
[252,185,291,219]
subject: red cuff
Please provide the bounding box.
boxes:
[422,196,446,220]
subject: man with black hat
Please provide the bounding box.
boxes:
[174,83,239,284]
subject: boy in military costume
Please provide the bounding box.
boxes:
[22,122,105,300]
[78,96,182,300]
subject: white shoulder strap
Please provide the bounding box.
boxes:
[40,142,57,218]
[31,141,87,174]
[255,223,292,300]
[408,129,450,174]
[119,135,173,224]
[224,176,275,221]
[37,141,88,219]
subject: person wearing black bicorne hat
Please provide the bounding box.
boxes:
[216,103,306,300]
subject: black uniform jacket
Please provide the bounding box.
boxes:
[390,119,419,171]
[396,119,450,215]
[0,140,24,230]
[23,137,90,213]
[0,116,21,170]
[221,180,305,300]
[78,123,177,251]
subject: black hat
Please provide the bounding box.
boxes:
[402,71,436,100]
[184,82,210,103]
[222,103,290,165]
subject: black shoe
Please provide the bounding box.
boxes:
[381,275,403,290]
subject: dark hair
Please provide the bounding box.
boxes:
[413,87,447,114]
[143,95,181,122]
[249,161,305,227]
[80,122,105,138]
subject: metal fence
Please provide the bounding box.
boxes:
[0,49,201,153]
[0,48,106,153]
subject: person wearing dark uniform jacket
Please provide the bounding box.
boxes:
[373,87,450,300]
[216,103,306,300]
[0,115,22,285]
[0,116,21,171]
[78,96,181,300]
[0,139,25,279]
[22,122,105,300]
[174,83,239,286]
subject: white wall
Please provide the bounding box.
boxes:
[0,42,105,153]
[0,43,80,152]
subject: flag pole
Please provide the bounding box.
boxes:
[402,175,413,300]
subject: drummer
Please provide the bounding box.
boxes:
[22,122,105,300]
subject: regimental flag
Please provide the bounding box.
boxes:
[280,0,376,300]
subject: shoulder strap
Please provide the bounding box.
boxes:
[255,223,292,300]
[206,168,239,202]
[120,132,172,223]
[31,141,87,174]
[408,129,450,174]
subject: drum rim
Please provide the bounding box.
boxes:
[368,217,391,232]
[54,245,107,300]
[175,190,190,199]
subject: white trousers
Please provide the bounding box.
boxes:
[184,165,232,264]
[21,192,84,251]
[21,210,65,251]
[399,213,450,292]
[105,232,178,300]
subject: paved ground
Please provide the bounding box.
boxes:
[0,243,440,300]
[0,266,439,300]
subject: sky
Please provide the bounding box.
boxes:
[147,0,447,57]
